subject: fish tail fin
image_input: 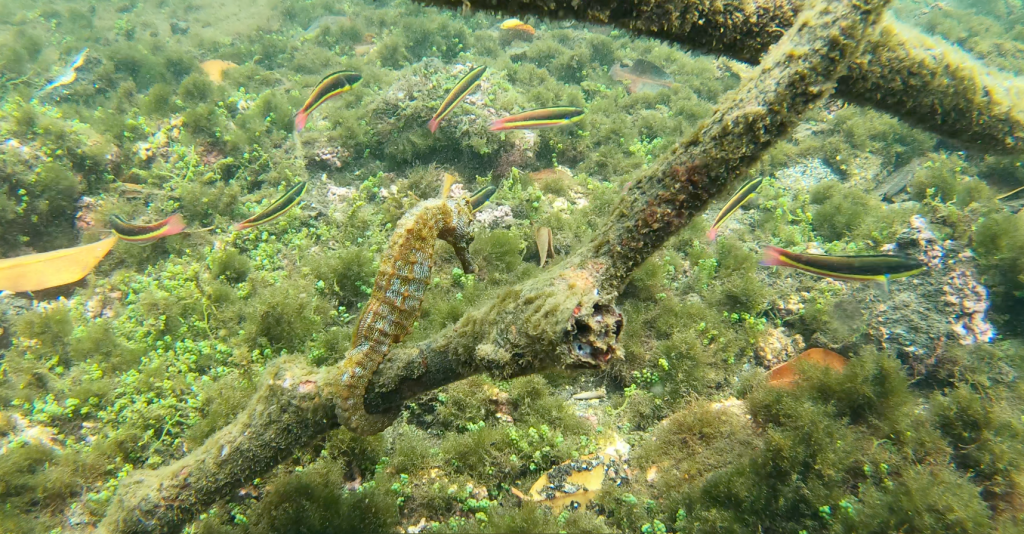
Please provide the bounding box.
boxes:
[427,117,440,133]
[232,222,248,232]
[706,227,719,242]
[294,112,308,132]
[164,214,188,236]
[760,246,788,267]
[488,120,507,132]
[871,277,891,299]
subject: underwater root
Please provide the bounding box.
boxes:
[100,0,891,531]
[416,0,1024,154]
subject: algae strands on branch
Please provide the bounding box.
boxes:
[0,235,117,292]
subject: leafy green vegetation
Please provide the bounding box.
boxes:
[1,0,1023,531]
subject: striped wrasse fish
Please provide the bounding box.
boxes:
[294,71,362,132]
[489,106,584,131]
[233,181,307,231]
[428,66,486,133]
[109,214,187,244]
[707,176,763,242]
[761,245,926,291]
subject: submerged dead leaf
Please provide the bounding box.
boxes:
[0,235,117,292]
[536,226,554,267]
[200,59,238,83]
[528,454,607,511]
[527,434,630,511]
[768,347,847,388]
[610,59,674,94]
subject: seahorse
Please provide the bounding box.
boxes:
[336,174,496,433]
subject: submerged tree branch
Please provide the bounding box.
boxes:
[420,0,1024,154]
[102,0,895,531]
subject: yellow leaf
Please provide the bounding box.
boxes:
[528,453,606,512]
[0,235,118,292]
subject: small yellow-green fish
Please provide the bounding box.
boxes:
[707,176,763,241]
[109,214,187,244]
[760,246,926,289]
[234,181,308,230]
[469,185,497,212]
[34,48,88,100]
[489,107,584,131]
[429,66,486,133]
[294,71,362,132]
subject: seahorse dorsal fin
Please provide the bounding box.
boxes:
[441,173,457,198]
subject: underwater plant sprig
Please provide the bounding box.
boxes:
[233,181,308,231]
[429,65,487,133]
[489,107,585,131]
[294,71,363,132]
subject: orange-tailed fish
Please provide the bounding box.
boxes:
[489,107,585,131]
[109,214,187,244]
[760,246,925,290]
[707,177,763,241]
[428,66,486,133]
[294,71,362,132]
[234,181,307,230]
[34,48,88,100]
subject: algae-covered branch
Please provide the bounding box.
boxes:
[99,0,893,531]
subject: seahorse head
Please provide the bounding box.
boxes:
[440,184,497,274]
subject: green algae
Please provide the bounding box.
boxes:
[2,0,1024,531]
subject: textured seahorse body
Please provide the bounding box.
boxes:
[337,195,479,433]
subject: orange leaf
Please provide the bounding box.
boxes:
[768,347,847,388]
[0,235,118,292]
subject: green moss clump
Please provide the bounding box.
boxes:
[470,230,525,276]
[618,388,668,431]
[243,280,329,353]
[973,211,1024,330]
[246,462,400,534]
[374,10,469,69]
[209,248,252,284]
[932,387,1024,512]
[834,465,993,534]
[307,246,375,312]
[432,501,616,533]
[808,180,909,244]
[0,159,81,255]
